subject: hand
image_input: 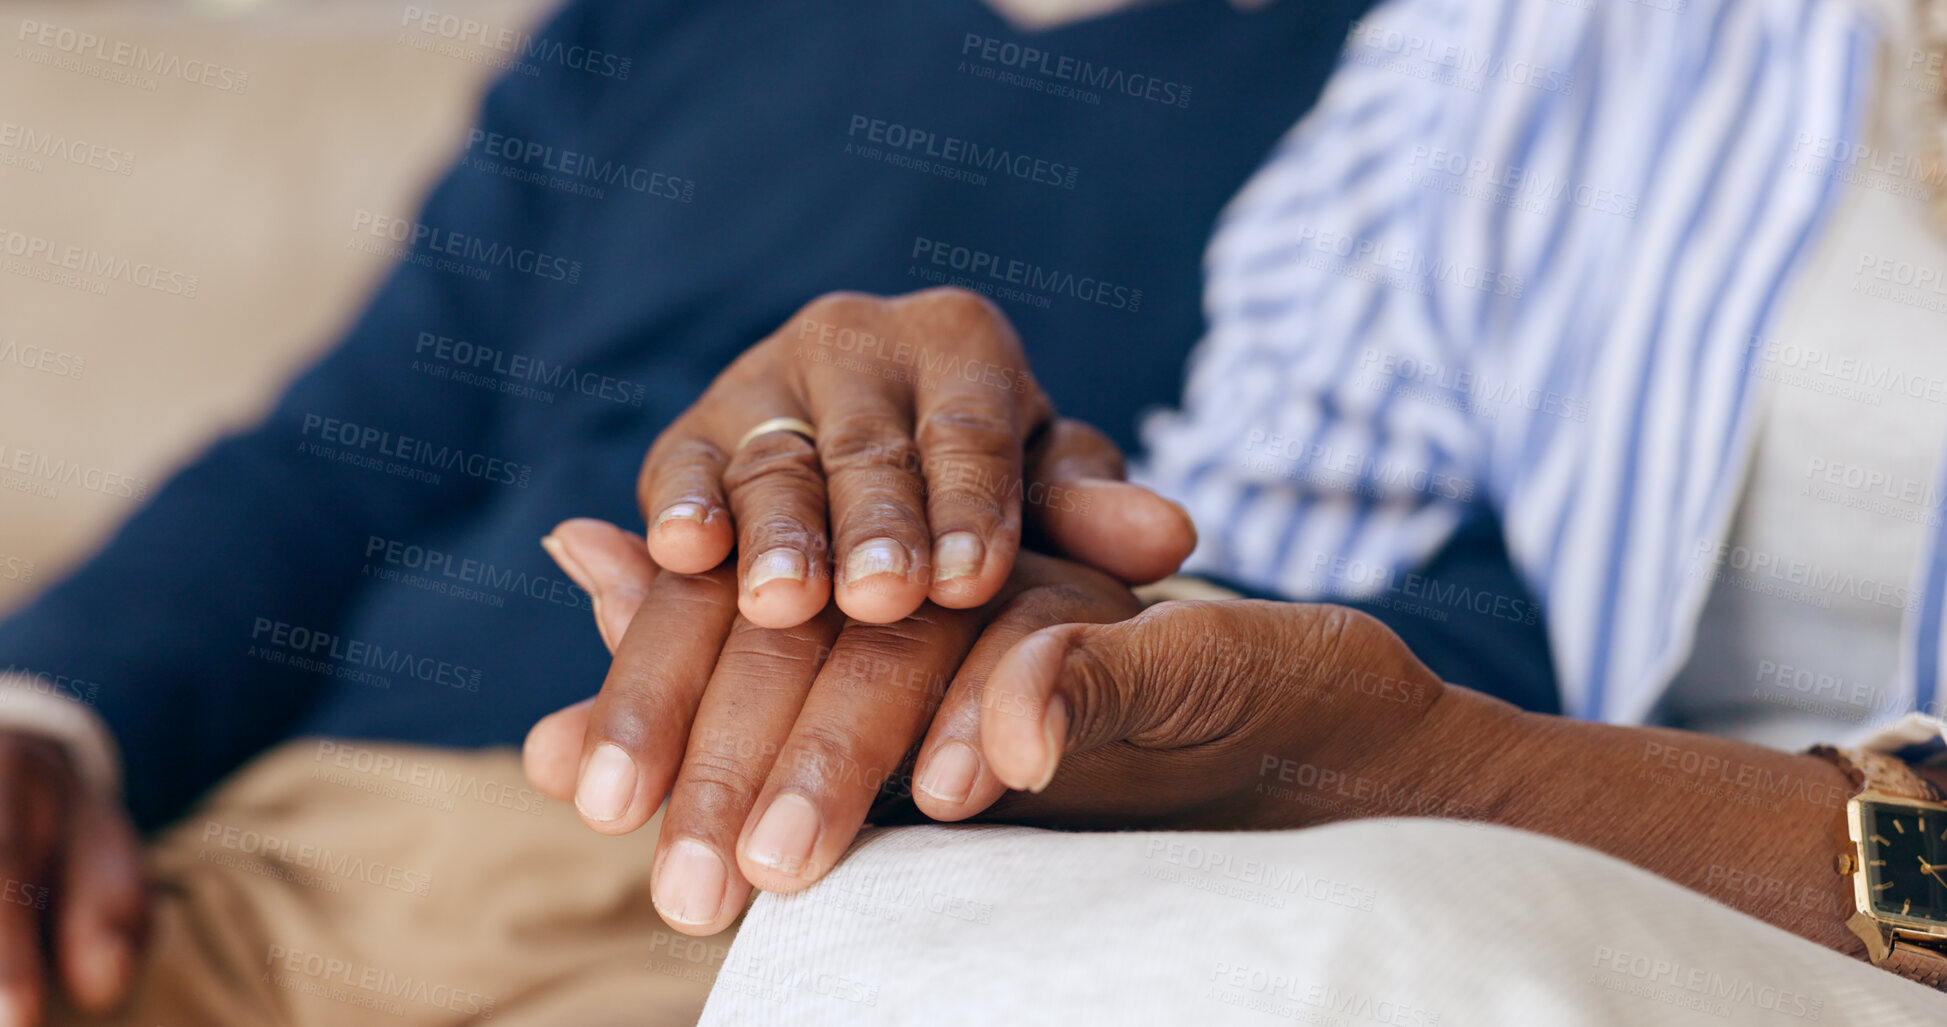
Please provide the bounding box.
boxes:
[964,601,1914,959]
[0,732,148,1025]
[635,288,1194,629]
[525,518,1143,936]
[965,599,1465,831]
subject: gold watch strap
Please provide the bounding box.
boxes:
[1806,745,1939,801]
[1881,943,1947,988]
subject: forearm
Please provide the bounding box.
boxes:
[1403,688,1867,954]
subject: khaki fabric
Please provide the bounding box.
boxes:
[53,740,726,1027]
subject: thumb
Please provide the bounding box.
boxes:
[55,791,147,1013]
[1025,419,1195,585]
[522,697,594,802]
[542,518,658,654]
[980,600,1270,792]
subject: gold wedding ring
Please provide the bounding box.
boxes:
[736,416,817,451]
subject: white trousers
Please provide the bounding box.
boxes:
[700,819,1947,1026]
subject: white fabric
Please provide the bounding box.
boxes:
[701,819,1947,1026]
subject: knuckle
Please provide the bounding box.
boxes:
[915,288,1007,336]
[640,570,737,615]
[691,723,782,765]
[641,434,730,498]
[916,399,1018,457]
[776,722,874,787]
[1056,632,1124,717]
[723,442,822,496]
[1028,582,1111,617]
[1294,603,1375,665]
[928,484,1005,525]
[800,291,879,327]
[994,585,1094,631]
[741,514,825,559]
[717,635,823,682]
[1095,605,1242,744]
[819,418,917,474]
[678,748,772,801]
[835,612,947,657]
[645,433,728,479]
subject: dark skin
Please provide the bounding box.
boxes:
[545,288,1199,931]
[529,287,1939,969]
[529,519,1938,966]
[0,734,148,1026]
[528,527,1147,932]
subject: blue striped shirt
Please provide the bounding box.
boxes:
[1136,0,1887,724]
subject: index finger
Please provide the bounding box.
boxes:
[574,565,739,835]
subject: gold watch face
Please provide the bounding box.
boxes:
[1857,799,1947,926]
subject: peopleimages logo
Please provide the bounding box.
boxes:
[0,227,198,297]
[959,34,1191,108]
[14,18,250,93]
[908,237,1140,312]
[413,331,645,407]
[0,443,149,500]
[249,618,482,693]
[349,210,582,284]
[0,339,84,380]
[0,555,32,584]
[298,414,534,488]
[847,115,1077,189]
[0,122,135,176]
[462,129,694,202]
[399,5,630,79]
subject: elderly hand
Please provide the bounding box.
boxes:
[634,288,1194,629]
[0,732,148,1026]
[525,518,1142,935]
[965,599,1472,830]
[966,601,1898,959]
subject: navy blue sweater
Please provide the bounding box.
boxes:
[0,0,1554,832]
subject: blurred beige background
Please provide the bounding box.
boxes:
[0,0,552,615]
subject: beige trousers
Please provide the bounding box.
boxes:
[53,740,723,1027]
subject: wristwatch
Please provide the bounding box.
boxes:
[1809,745,1947,987]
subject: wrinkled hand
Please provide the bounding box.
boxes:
[0,733,148,1025]
[526,519,1142,935]
[635,287,1194,629]
[967,600,1494,832]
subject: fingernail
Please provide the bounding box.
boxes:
[655,839,729,926]
[576,743,637,822]
[747,792,820,877]
[916,741,982,804]
[746,548,807,593]
[931,532,984,583]
[1030,694,1067,794]
[842,537,908,586]
[655,502,707,530]
[541,534,598,593]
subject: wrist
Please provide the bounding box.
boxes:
[1246,629,1523,831]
